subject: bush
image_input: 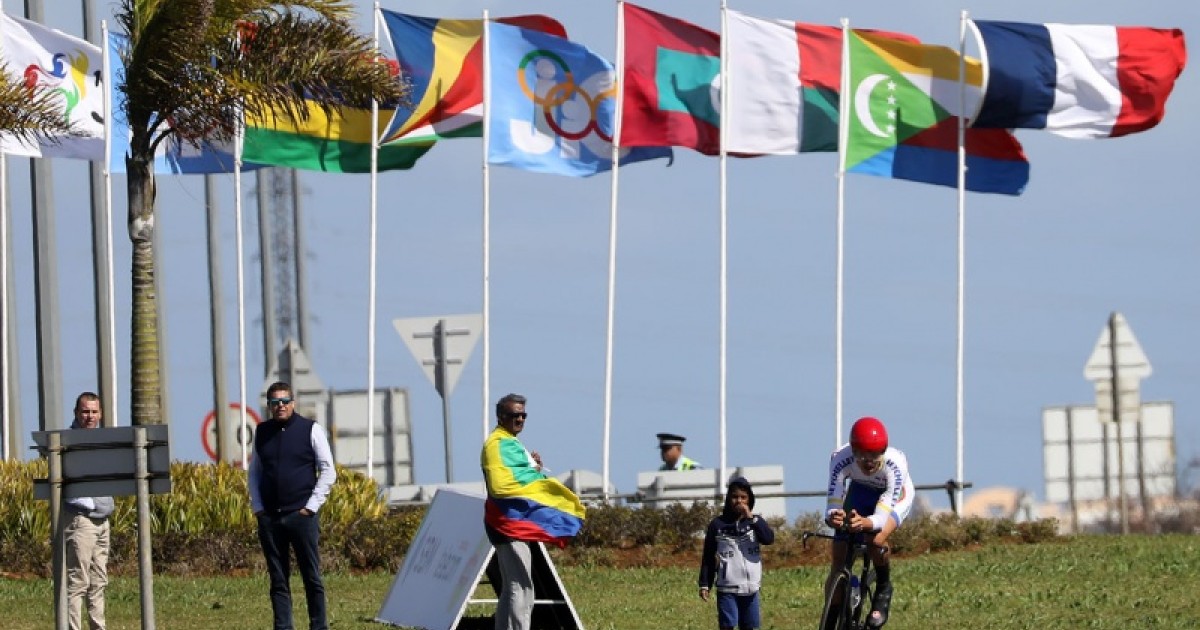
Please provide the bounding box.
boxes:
[0,460,1067,575]
[0,460,415,576]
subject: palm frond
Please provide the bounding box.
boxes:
[117,0,404,150]
[0,68,76,144]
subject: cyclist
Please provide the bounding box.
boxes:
[824,416,914,628]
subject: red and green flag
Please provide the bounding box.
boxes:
[620,3,721,155]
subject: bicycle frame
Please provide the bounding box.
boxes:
[803,524,886,630]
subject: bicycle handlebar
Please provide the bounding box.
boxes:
[801,524,889,554]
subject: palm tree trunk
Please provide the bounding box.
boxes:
[127,155,161,425]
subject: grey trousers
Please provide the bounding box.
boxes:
[494,541,534,630]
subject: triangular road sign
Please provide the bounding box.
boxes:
[393,314,482,397]
[1083,312,1152,381]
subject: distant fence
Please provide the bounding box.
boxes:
[580,480,974,514]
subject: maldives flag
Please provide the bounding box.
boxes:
[969,21,1186,138]
[621,3,721,155]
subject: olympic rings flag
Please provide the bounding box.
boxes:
[485,21,672,177]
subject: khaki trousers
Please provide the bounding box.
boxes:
[65,514,109,630]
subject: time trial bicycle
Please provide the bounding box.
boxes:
[802,522,888,630]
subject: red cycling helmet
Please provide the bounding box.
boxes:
[850,416,888,452]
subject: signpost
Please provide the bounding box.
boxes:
[33,425,171,630]
[201,403,262,465]
[1082,312,1152,534]
[394,314,482,483]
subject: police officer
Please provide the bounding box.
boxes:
[657,433,702,471]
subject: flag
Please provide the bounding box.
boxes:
[620,3,721,155]
[481,425,585,547]
[970,21,1186,138]
[379,10,566,146]
[843,31,1029,195]
[106,33,256,174]
[0,12,103,159]
[725,11,926,155]
[485,21,671,177]
[241,99,431,173]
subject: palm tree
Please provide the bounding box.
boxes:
[115,1,403,425]
[0,68,75,142]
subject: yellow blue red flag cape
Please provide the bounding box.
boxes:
[481,426,585,547]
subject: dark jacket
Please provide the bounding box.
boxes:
[698,477,775,595]
[253,413,318,513]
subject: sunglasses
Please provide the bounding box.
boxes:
[267,397,293,407]
[504,411,528,420]
[854,451,885,465]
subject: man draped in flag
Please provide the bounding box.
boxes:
[482,393,584,630]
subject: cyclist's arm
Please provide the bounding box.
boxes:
[868,453,912,531]
[825,448,852,521]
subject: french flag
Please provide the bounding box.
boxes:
[969,21,1186,138]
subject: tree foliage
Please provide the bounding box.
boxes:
[115,1,405,425]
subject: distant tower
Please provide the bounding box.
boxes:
[257,168,310,373]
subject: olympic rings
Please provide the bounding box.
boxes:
[514,48,617,144]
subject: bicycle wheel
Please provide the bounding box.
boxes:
[852,567,875,628]
[819,572,850,630]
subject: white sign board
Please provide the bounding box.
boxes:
[377,489,494,629]
[327,388,413,486]
[377,489,583,630]
[1042,402,1176,504]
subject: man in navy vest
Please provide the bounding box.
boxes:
[249,381,337,630]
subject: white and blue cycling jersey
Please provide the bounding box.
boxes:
[825,444,915,531]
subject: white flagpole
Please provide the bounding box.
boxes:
[718,0,730,489]
[234,105,249,469]
[835,19,851,447]
[602,0,627,502]
[0,150,7,458]
[366,2,382,481]
[100,21,119,427]
[482,10,492,441]
[954,11,969,515]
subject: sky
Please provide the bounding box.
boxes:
[3,0,1198,518]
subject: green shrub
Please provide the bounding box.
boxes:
[0,459,1066,575]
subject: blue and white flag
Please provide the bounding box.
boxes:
[0,12,104,159]
[485,21,671,177]
[107,32,256,174]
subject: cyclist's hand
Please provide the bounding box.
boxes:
[826,509,845,528]
[699,587,710,602]
[849,511,873,532]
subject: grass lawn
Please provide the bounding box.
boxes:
[1,535,1197,629]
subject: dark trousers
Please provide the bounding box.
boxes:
[257,511,327,630]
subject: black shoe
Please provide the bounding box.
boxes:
[867,580,892,628]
